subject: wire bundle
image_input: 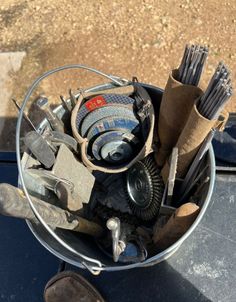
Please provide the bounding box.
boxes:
[178,44,208,86]
[197,62,233,120]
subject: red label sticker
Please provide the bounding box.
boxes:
[85,95,106,111]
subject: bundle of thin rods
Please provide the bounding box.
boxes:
[197,62,233,120]
[178,44,208,86]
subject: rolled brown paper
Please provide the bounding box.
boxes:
[161,107,229,182]
[156,69,203,167]
[153,202,200,250]
[175,104,216,177]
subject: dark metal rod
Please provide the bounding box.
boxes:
[178,130,215,198]
[178,44,208,86]
[69,89,76,107]
[12,98,37,131]
[197,62,232,119]
[60,95,71,111]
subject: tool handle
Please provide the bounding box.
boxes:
[0,183,104,237]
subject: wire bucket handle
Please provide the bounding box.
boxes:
[16,65,129,274]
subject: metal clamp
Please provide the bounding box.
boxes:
[107,217,126,262]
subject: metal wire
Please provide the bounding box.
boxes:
[178,44,208,86]
[16,64,129,273]
[178,129,215,200]
[197,62,233,119]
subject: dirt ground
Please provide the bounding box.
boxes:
[0,0,235,150]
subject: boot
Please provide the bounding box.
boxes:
[44,271,105,302]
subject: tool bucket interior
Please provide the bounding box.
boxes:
[17,66,215,275]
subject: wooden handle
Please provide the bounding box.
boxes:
[0,183,104,237]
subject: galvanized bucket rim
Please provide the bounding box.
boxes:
[17,66,215,274]
[26,144,215,272]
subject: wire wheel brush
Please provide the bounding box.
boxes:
[125,154,164,221]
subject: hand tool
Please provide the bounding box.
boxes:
[45,131,78,152]
[69,89,77,108]
[36,96,65,132]
[166,147,178,205]
[0,183,104,238]
[60,95,72,112]
[23,131,56,168]
[25,168,74,193]
[27,144,95,212]
[99,217,147,263]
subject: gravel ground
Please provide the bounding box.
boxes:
[0,0,235,150]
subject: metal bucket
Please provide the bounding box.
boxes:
[17,67,215,275]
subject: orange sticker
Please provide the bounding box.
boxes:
[85,95,106,111]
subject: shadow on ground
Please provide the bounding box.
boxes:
[67,261,212,302]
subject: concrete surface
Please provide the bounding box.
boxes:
[0,52,25,150]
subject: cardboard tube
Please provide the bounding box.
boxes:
[156,69,203,167]
[175,104,216,177]
[153,202,200,250]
